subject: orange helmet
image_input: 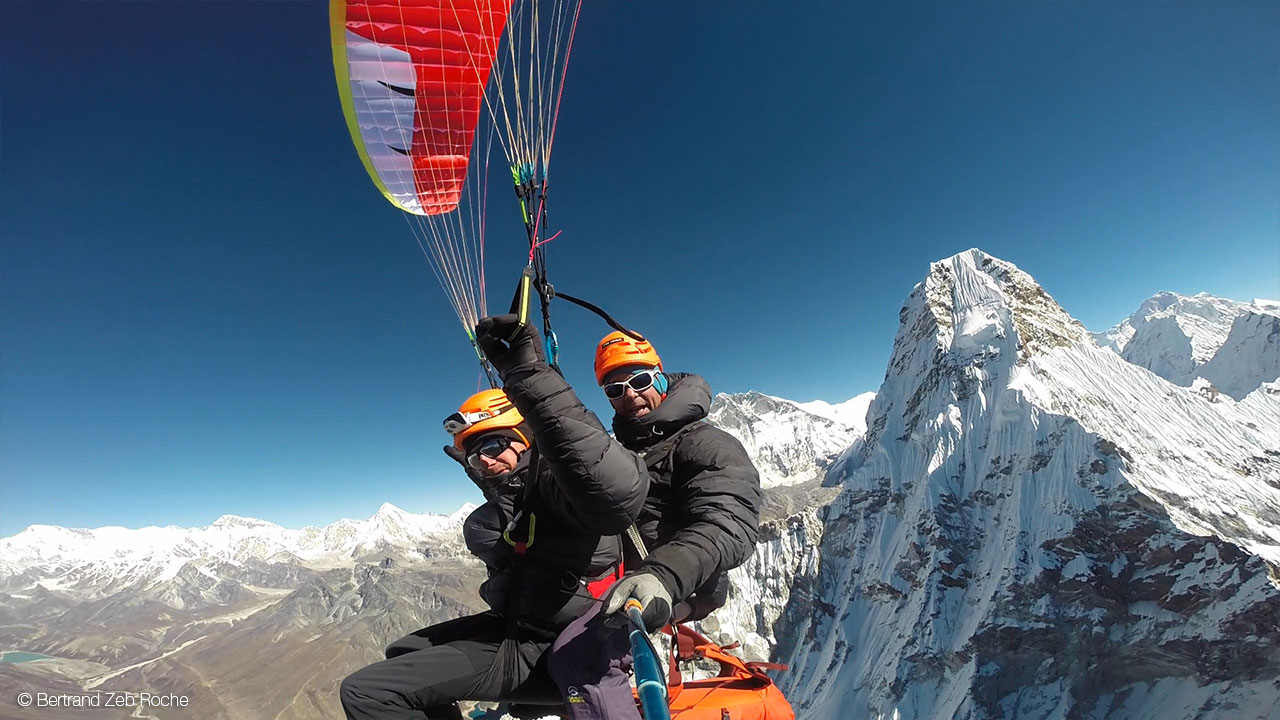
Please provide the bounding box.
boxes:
[594,331,661,385]
[444,388,529,449]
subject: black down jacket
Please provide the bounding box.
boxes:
[463,359,650,631]
[611,373,762,610]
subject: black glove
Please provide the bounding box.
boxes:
[474,314,545,377]
[444,445,492,497]
[601,572,673,632]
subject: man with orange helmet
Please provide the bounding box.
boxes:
[545,330,763,720]
[340,315,649,720]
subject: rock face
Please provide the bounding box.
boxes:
[708,508,828,663]
[778,250,1280,720]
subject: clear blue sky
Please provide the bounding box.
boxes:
[2,1,1276,536]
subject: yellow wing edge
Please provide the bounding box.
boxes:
[330,0,403,211]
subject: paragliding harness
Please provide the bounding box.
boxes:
[495,444,624,645]
[623,612,795,720]
[638,421,704,480]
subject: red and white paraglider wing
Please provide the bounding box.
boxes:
[331,0,511,216]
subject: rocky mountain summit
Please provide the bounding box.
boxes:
[776,250,1280,720]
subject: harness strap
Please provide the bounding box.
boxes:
[500,445,541,642]
[547,288,646,342]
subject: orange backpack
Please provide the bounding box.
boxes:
[634,624,796,720]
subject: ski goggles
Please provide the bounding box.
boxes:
[603,368,661,400]
[443,405,510,437]
[466,435,514,469]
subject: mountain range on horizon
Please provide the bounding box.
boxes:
[2,249,1277,720]
[2,285,1274,543]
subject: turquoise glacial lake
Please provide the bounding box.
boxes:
[0,652,52,663]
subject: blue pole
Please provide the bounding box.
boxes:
[625,601,671,720]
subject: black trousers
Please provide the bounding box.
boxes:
[340,613,556,719]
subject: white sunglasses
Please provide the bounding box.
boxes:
[603,368,661,399]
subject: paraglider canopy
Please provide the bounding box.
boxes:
[331,0,583,352]
[332,0,510,216]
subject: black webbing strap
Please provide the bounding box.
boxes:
[540,287,646,343]
[500,445,541,642]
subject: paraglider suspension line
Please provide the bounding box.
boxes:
[472,339,502,389]
[516,183,563,375]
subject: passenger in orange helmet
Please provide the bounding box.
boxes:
[441,387,532,489]
[542,330,763,720]
[341,315,650,720]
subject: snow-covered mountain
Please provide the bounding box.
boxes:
[777,250,1280,720]
[0,382,862,611]
[1092,291,1242,360]
[0,380,872,595]
[1198,305,1280,400]
[0,504,488,720]
[1093,291,1280,397]
[0,503,475,602]
[4,251,1278,720]
[794,395,876,430]
[709,390,874,488]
